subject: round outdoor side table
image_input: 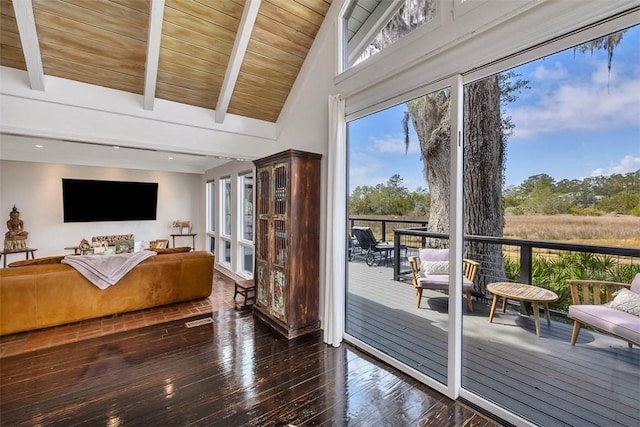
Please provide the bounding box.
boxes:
[487,282,558,337]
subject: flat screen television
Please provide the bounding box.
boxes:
[62,178,158,222]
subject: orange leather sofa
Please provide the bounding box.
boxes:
[0,251,214,336]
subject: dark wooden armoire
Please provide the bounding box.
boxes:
[253,149,322,339]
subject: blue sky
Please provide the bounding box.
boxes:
[349,24,640,193]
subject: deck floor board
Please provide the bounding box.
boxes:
[346,261,640,427]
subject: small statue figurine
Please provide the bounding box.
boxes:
[4,205,29,250]
[78,238,91,255]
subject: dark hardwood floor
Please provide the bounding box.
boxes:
[0,307,502,426]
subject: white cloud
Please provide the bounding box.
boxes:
[591,155,640,177]
[531,62,569,81]
[508,63,640,139]
[369,134,420,154]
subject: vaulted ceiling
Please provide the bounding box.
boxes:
[0,0,332,124]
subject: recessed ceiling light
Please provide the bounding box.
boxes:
[35,144,43,148]
[168,157,174,160]
[113,145,120,149]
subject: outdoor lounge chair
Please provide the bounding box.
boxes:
[347,233,361,261]
[408,248,479,311]
[351,226,394,266]
[567,274,640,347]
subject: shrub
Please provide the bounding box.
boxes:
[502,252,640,312]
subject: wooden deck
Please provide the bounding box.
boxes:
[347,261,640,427]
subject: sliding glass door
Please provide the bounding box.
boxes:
[345,84,455,392]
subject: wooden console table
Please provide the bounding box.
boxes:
[1,248,38,268]
[170,233,196,251]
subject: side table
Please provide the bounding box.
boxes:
[1,248,38,268]
[170,233,196,251]
[487,281,558,337]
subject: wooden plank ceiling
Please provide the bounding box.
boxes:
[0,0,332,123]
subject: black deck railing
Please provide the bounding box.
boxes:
[347,217,640,308]
[349,217,427,242]
[391,227,639,281]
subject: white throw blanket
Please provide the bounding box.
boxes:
[62,251,157,290]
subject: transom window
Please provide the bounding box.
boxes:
[342,0,436,70]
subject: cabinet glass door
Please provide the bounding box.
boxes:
[273,163,288,215]
[258,168,270,215]
[273,219,287,267]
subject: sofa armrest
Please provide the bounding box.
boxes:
[566,279,631,306]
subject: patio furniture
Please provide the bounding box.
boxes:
[351,226,394,266]
[347,234,361,261]
[487,282,558,337]
[408,249,479,311]
[567,274,640,347]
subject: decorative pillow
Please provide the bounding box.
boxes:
[420,260,450,275]
[609,288,640,317]
[7,255,65,267]
[419,248,449,263]
[630,273,640,294]
[153,247,192,255]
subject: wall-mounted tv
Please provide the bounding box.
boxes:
[62,178,158,222]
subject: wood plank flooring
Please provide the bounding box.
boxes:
[0,292,502,426]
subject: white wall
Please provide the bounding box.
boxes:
[0,160,204,261]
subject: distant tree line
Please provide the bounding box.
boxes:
[504,171,640,216]
[349,174,429,217]
[349,170,640,217]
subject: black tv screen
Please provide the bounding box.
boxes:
[62,179,158,222]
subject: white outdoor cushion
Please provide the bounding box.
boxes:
[417,274,474,291]
[419,248,449,263]
[421,260,450,275]
[569,304,640,344]
[630,273,640,294]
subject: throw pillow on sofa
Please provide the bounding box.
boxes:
[609,288,640,317]
[631,273,640,293]
[7,255,65,267]
[153,247,192,255]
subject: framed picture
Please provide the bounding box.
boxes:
[155,239,169,249]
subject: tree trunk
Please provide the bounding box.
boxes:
[407,93,450,245]
[407,77,506,288]
[463,77,506,289]
[375,0,507,288]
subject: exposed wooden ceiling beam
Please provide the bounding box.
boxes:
[12,0,44,91]
[143,0,165,110]
[215,0,261,124]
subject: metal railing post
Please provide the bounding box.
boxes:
[519,244,532,285]
[394,231,400,281]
